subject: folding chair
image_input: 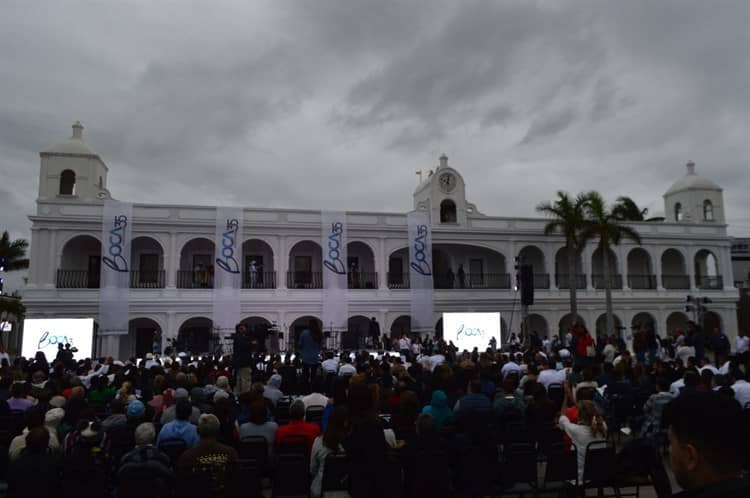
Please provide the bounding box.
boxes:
[321,453,349,497]
[306,405,325,427]
[541,443,578,498]
[238,435,269,474]
[582,440,621,498]
[272,453,309,497]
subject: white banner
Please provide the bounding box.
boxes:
[213,207,243,338]
[321,211,348,330]
[408,210,434,334]
[99,200,133,335]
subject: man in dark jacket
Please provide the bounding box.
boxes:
[232,323,253,394]
[665,392,750,497]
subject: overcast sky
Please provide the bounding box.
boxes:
[2,0,750,256]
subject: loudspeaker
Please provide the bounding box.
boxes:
[520,264,534,306]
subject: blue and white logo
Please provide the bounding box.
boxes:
[216,218,240,274]
[37,330,74,351]
[410,224,432,276]
[323,222,346,275]
[456,323,485,341]
[102,215,129,272]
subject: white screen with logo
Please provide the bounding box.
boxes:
[443,312,501,352]
[22,318,94,359]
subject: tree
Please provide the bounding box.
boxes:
[581,192,642,337]
[612,196,648,221]
[0,231,29,271]
[537,191,589,323]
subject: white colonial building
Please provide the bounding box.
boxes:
[23,123,739,358]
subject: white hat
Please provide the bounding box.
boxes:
[146,353,154,360]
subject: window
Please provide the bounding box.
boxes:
[703,200,714,221]
[440,199,457,223]
[59,169,76,195]
[674,203,683,222]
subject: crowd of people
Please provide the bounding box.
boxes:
[0,318,748,498]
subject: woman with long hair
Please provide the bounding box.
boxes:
[558,399,608,481]
[310,405,348,498]
[299,319,323,393]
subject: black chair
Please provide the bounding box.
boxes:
[582,440,621,498]
[275,397,293,425]
[536,425,564,460]
[498,442,539,497]
[548,383,564,410]
[541,443,578,498]
[238,436,269,474]
[306,405,325,427]
[238,458,264,498]
[272,453,309,497]
[158,438,188,468]
[406,449,451,498]
[321,453,349,496]
[454,444,495,497]
[277,434,308,459]
[117,463,174,498]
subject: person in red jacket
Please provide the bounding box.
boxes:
[275,399,320,452]
[571,321,594,366]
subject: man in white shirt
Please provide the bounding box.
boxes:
[500,355,522,378]
[398,335,411,356]
[542,337,552,354]
[731,372,750,408]
[537,361,565,389]
[735,332,750,355]
[602,342,617,364]
[321,352,339,374]
[338,357,357,376]
[698,358,719,375]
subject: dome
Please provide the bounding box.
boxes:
[664,161,721,196]
[42,121,98,156]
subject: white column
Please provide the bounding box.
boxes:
[687,247,697,291]
[546,244,558,290]
[26,228,40,286]
[166,231,177,288]
[376,238,387,289]
[47,229,58,287]
[720,247,733,289]
[278,236,288,289]
[582,245,594,290]
[99,334,120,359]
[620,246,629,290]
[654,246,665,290]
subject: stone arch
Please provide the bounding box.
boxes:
[595,313,623,337]
[519,245,548,288]
[242,239,275,288]
[661,248,689,289]
[390,315,411,339]
[346,315,370,350]
[694,249,721,289]
[347,241,377,288]
[178,237,215,288]
[60,169,76,195]
[592,247,621,289]
[666,312,689,335]
[527,313,549,338]
[432,243,507,289]
[627,248,654,289]
[703,311,722,333]
[241,316,273,352]
[440,199,457,223]
[58,234,101,288]
[289,315,323,349]
[631,312,657,336]
[128,317,162,358]
[177,316,213,354]
[288,240,323,288]
[703,200,714,221]
[555,247,584,289]
[558,313,586,336]
[387,247,409,288]
[674,202,683,222]
[131,236,165,288]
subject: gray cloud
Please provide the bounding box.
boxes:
[1,0,750,296]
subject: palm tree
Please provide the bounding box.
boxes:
[581,192,642,337]
[612,196,648,221]
[536,191,589,322]
[0,231,29,271]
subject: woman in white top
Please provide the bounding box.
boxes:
[310,406,350,498]
[558,400,608,482]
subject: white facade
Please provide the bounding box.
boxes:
[23,123,740,358]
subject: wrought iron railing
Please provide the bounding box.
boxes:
[348,272,378,289]
[662,274,690,289]
[627,274,656,289]
[56,269,100,289]
[555,273,587,289]
[287,271,323,289]
[533,273,550,289]
[592,274,623,289]
[177,270,214,289]
[696,276,723,290]
[130,270,165,288]
[241,271,276,289]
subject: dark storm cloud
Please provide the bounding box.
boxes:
[0,0,749,296]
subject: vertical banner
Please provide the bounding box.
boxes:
[408,210,434,334]
[99,200,133,336]
[213,207,243,339]
[321,211,348,331]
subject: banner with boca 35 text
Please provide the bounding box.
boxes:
[321,211,348,331]
[213,207,244,339]
[99,200,133,336]
[408,210,434,334]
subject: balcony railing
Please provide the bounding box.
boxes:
[533,273,550,289]
[130,270,165,289]
[56,269,100,289]
[555,273,587,289]
[287,271,323,289]
[435,273,511,289]
[662,274,690,289]
[696,276,723,290]
[348,272,378,289]
[387,273,409,289]
[627,274,657,290]
[592,274,623,290]
[242,271,277,289]
[177,270,214,289]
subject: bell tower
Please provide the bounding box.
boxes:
[413,154,471,226]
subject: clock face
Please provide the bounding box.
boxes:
[438,173,457,193]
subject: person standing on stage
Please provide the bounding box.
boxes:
[298,319,323,393]
[369,317,381,349]
[233,323,253,394]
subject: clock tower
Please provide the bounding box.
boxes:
[413,154,479,226]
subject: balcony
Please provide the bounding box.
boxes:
[438,273,512,289]
[696,276,723,290]
[241,271,277,289]
[533,273,550,290]
[662,274,690,290]
[177,270,214,289]
[56,270,99,289]
[387,273,409,290]
[130,270,166,289]
[627,274,657,290]
[287,271,322,289]
[555,274,587,289]
[348,272,378,289]
[592,274,623,290]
